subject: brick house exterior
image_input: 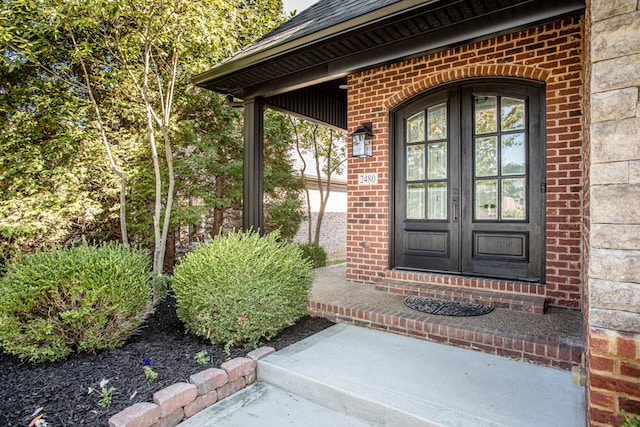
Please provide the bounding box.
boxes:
[195,0,640,423]
[346,16,585,310]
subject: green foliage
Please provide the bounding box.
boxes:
[262,109,305,238]
[173,230,314,348]
[621,412,640,427]
[171,90,244,239]
[143,366,158,383]
[264,194,304,239]
[0,0,297,270]
[0,242,152,363]
[0,47,119,267]
[194,350,210,365]
[299,243,328,268]
[88,379,116,408]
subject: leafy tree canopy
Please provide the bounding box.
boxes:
[0,0,302,268]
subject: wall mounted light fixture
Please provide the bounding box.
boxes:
[351,122,373,158]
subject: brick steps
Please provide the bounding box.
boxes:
[376,278,546,314]
[307,299,582,370]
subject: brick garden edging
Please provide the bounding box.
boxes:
[108,346,275,427]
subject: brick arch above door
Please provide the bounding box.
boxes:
[346,16,584,309]
[383,64,551,111]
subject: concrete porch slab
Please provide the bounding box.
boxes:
[308,264,583,369]
[180,323,586,426]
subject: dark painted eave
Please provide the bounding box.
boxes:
[193,0,585,100]
[192,0,433,92]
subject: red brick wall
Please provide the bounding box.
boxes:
[588,329,640,425]
[346,16,585,310]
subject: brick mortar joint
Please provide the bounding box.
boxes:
[108,347,275,427]
[348,17,585,309]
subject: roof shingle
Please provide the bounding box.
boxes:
[224,0,402,64]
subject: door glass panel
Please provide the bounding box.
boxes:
[501,97,525,131]
[501,178,526,220]
[475,96,497,134]
[501,134,526,175]
[427,103,447,141]
[398,84,542,280]
[407,145,425,181]
[475,136,498,177]
[475,179,498,220]
[428,182,447,220]
[428,142,447,180]
[407,184,425,219]
[407,112,425,143]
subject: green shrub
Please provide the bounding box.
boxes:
[173,230,314,348]
[299,242,327,268]
[621,412,640,427]
[0,242,152,363]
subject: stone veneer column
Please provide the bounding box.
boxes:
[588,0,640,425]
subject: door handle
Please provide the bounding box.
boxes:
[452,189,459,223]
[452,190,459,223]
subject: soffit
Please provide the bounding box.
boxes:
[193,0,585,100]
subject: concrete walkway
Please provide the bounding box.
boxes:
[180,323,586,426]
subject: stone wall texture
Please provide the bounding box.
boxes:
[587,0,640,425]
[346,15,586,310]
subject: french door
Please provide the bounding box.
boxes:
[393,81,545,282]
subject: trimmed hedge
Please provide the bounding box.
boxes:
[173,230,314,349]
[0,242,152,363]
[299,242,327,268]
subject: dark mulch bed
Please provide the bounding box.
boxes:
[0,295,334,426]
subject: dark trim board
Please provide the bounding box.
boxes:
[194,0,584,100]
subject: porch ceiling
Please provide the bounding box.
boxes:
[193,0,584,129]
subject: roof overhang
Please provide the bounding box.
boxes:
[194,0,584,100]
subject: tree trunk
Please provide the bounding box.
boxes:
[146,104,163,275]
[68,29,129,247]
[163,230,175,274]
[158,124,175,276]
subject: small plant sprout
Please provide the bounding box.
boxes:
[195,350,210,365]
[88,378,116,408]
[143,358,158,383]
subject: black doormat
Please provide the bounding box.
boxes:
[404,295,494,317]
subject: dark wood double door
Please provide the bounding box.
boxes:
[394,81,545,282]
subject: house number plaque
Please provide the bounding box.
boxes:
[358,173,378,185]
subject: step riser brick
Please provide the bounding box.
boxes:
[378,279,546,314]
[308,301,582,370]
